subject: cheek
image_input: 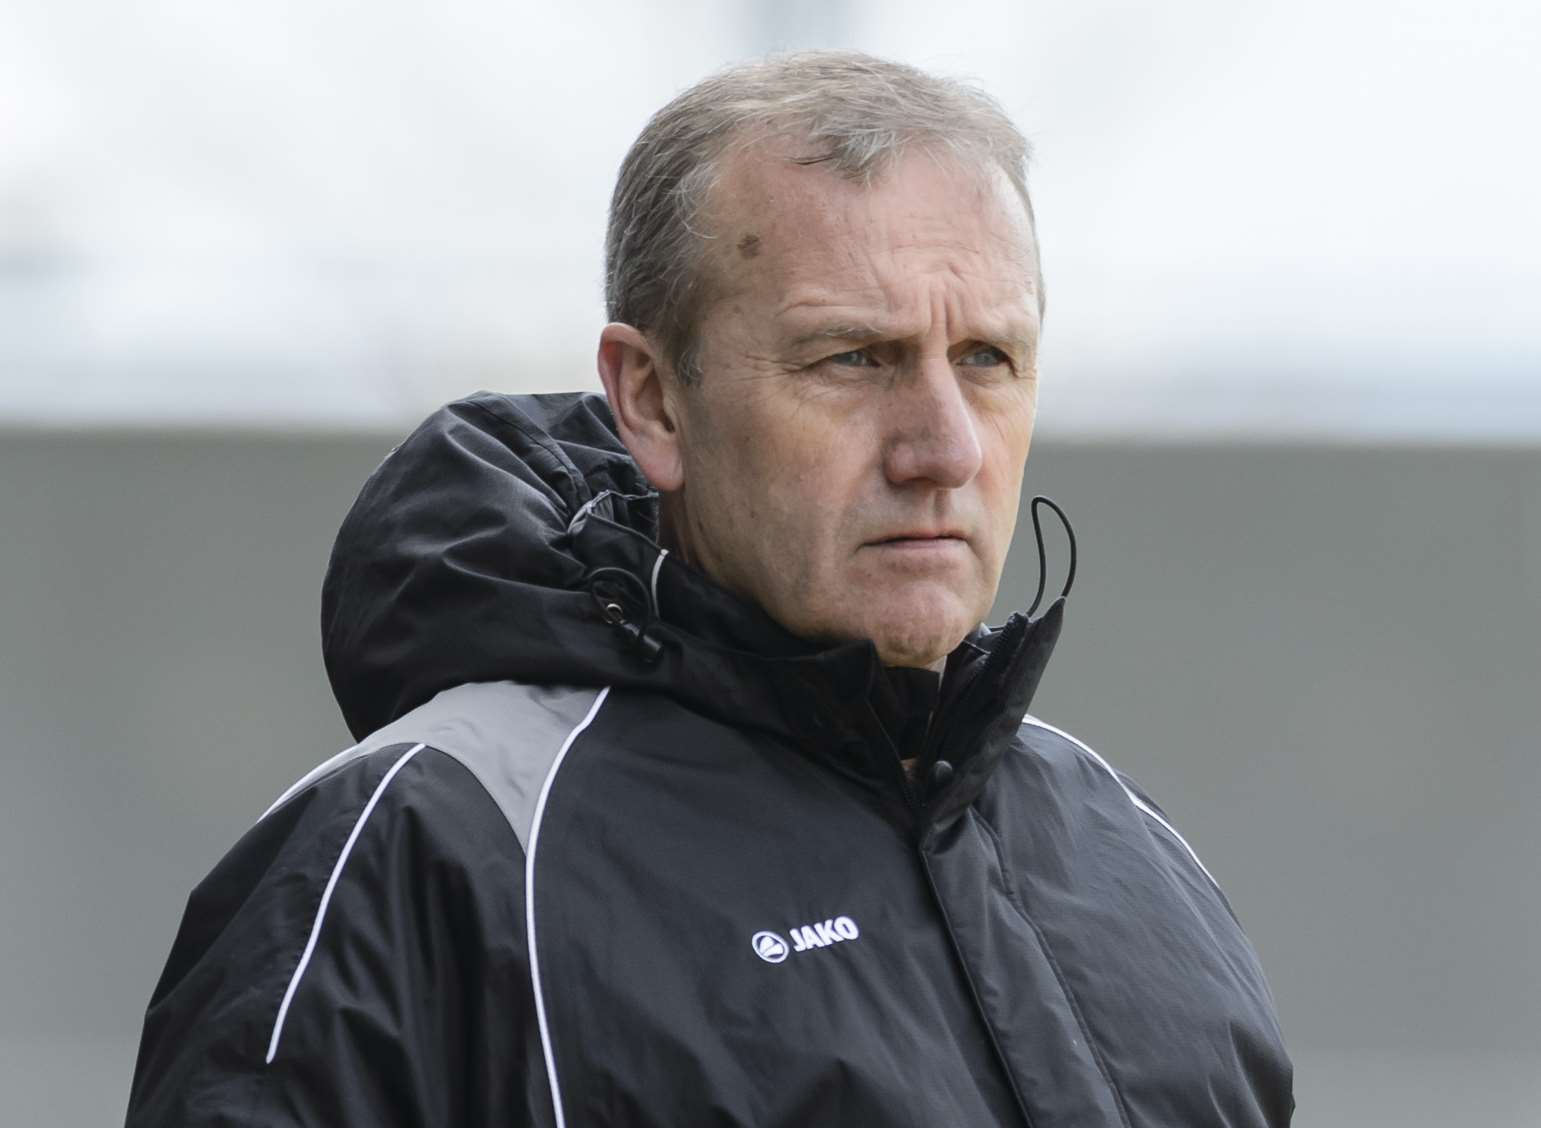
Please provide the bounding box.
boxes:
[759,452,851,562]
[986,391,1036,464]
[756,443,874,598]
[687,413,826,567]
[979,409,1035,547]
[688,381,886,588]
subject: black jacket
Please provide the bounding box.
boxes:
[126,391,1293,1126]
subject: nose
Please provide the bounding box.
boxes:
[882,357,985,489]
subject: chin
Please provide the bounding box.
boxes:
[881,582,986,659]
[871,639,953,669]
[865,608,974,670]
[847,574,989,668]
[792,580,985,669]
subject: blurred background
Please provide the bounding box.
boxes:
[2,1,1537,1124]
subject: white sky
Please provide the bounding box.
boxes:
[1,0,1537,438]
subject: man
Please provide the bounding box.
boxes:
[127,52,1293,1126]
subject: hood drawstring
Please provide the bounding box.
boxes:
[583,564,664,665]
[1024,495,1078,618]
[569,487,667,665]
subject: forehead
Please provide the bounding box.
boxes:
[701,142,1040,333]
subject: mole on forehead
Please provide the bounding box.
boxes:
[736,233,762,259]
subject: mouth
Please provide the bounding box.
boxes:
[859,531,972,575]
[870,529,967,545]
[866,531,970,551]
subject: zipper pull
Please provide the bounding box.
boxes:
[925,758,955,797]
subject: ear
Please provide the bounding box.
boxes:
[596,323,685,491]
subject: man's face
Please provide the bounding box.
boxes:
[664,145,1041,669]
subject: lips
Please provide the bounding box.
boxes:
[870,530,967,545]
[860,531,971,574]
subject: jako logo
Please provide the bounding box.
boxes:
[751,931,789,963]
[752,917,860,963]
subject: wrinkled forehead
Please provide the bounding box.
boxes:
[699,141,1040,318]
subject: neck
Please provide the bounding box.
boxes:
[656,494,692,563]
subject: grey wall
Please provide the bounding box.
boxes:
[3,431,1538,1126]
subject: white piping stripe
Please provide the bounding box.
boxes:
[649,548,669,611]
[259,741,365,822]
[526,686,610,1128]
[264,742,426,1064]
[1021,715,1219,888]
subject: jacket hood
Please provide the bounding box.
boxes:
[322,391,1070,807]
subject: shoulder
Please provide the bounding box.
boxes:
[264,680,612,853]
[1014,713,1220,890]
[1016,712,1147,800]
[127,696,559,1124]
[141,687,590,1074]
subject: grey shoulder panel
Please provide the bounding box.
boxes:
[264,681,605,852]
[393,681,605,852]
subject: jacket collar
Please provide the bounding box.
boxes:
[569,502,1067,819]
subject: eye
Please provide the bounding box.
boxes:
[957,345,1011,369]
[825,348,879,367]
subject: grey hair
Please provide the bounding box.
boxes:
[603,50,1041,386]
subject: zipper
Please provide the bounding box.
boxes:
[915,840,1038,1128]
[859,700,926,830]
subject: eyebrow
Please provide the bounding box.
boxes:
[785,321,1037,354]
[785,324,889,349]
